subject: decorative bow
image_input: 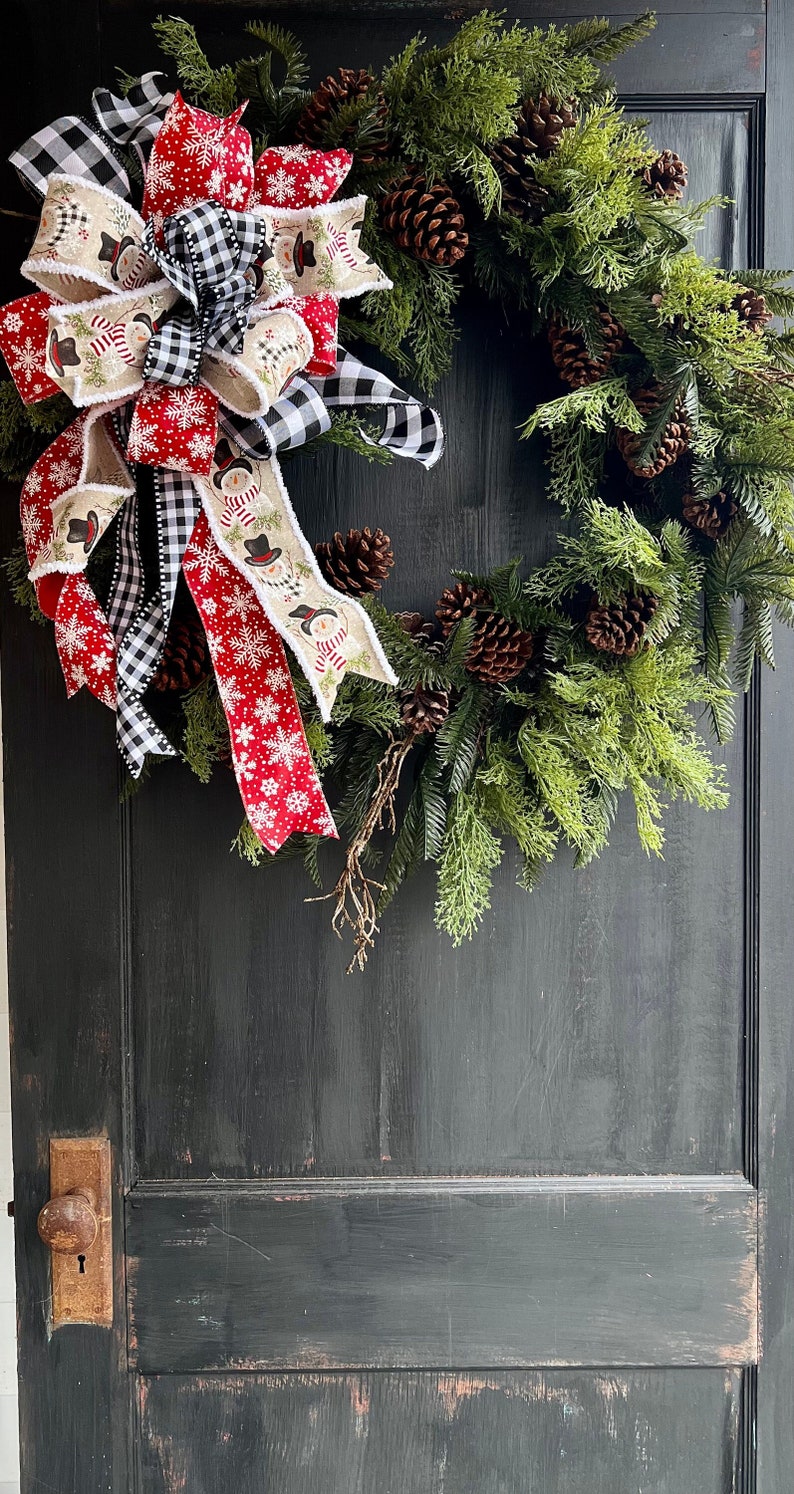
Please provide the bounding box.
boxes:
[0,81,444,853]
[141,200,268,384]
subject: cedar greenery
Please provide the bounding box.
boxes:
[3,10,794,965]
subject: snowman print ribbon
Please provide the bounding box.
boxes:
[0,80,444,853]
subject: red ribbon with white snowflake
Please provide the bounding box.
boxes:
[0,89,404,851]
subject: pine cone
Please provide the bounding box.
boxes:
[548,308,625,389]
[731,287,773,334]
[152,617,209,693]
[522,93,577,155]
[640,150,688,201]
[436,581,534,684]
[682,489,737,540]
[584,593,659,658]
[616,384,690,478]
[295,68,390,163]
[315,526,394,597]
[380,171,468,266]
[400,683,450,734]
[396,610,436,643]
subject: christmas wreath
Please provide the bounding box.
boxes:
[3,11,794,970]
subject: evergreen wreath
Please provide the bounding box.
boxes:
[4,11,794,971]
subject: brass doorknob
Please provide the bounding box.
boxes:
[37,1190,98,1254]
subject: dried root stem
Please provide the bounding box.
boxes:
[307,731,417,973]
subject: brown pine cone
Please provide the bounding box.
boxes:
[639,150,688,201]
[315,526,394,597]
[152,616,209,693]
[520,93,577,156]
[584,593,659,658]
[489,94,577,219]
[295,68,390,163]
[396,610,436,643]
[616,384,690,478]
[731,287,773,334]
[380,171,468,266]
[400,683,450,734]
[682,489,737,540]
[548,308,625,389]
[436,581,534,684]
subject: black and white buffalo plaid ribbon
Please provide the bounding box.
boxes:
[142,202,267,386]
[114,468,200,774]
[10,72,172,200]
[222,350,444,467]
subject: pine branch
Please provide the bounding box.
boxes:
[152,16,238,115]
[235,22,310,144]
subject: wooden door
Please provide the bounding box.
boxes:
[2,2,793,1490]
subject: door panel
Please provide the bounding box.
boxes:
[138,1369,742,1494]
[128,1179,757,1372]
[2,3,790,1492]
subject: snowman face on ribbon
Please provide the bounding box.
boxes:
[289,604,347,645]
[273,230,316,280]
[214,441,262,528]
[98,232,151,290]
[125,313,156,355]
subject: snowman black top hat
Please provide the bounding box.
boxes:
[244,534,282,566]
[98,232,138,280]
[289,603,338,635]
[48,327,80,375]
[212,437,255,491]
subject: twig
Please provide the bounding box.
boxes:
[307,730,418,972]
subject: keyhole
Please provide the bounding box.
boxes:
[77,1254,86,1275]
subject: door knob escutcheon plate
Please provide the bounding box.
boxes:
[43,1138,113,1328]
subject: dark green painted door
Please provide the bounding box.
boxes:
[2,3,793,1491]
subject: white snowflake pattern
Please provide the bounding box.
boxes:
[204,628,225,657]
[127,422,159,461]
[188,430,215,460]
[217,674,245,712]
[183,121,224,170]
[200,596,217,617]
[226,181,246,207]
[227,587,255,620]
[265,665,290,691]
[93,651,111,674]
[15,338,40,377]
[307,173,329,200]
[260,776,280,798]
[248,804,275,832]
[183,540,227,586]
[275,145,307,163]
[62,423,87,456]
[254,696,279,726]
[49,457,79,488]
[3,310,22,333]
[266,167,297,205]
[143,155,175,196]
[286,789,309,814]
[55,613,89,660]
[21,506,43,546]
[70,663,88,691]
[208,167,225,197]
[236,721,254,746]
[23,470,43,494]
[235,750,256,780]
[231,622,274,671]
[265,726,305,769]
[166,386,210,432]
